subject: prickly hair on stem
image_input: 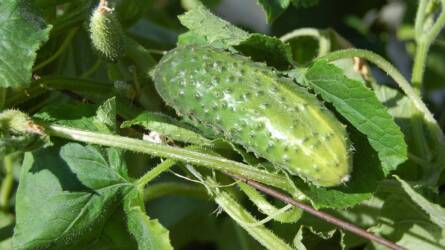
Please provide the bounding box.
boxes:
[0,109,43,135]
[89,0,124,62]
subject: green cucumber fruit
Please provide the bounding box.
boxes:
[152,46,352,187]
[89,2,124,62]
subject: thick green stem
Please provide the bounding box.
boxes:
[45,124,294,192]
[411,42,428,92]
[136,159,176,189]
[0,155,14,212]
[233,222,252,250]
[213,184,293,250]
[414,0,428,36]
[319,49,442,140]
[238,182,302,223]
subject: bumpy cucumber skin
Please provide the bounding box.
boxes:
[152,46,352,187]
[89,6,124,62]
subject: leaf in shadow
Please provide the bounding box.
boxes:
[13,143,133,250]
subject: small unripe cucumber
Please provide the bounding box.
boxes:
[89,2,124,62]
[152,46,352,187]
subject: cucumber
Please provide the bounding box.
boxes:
[152,46,352,187]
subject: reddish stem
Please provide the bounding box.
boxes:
[228,174,406,250]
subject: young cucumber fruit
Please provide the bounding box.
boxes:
[152,46,352,187]
[89,1,124,62]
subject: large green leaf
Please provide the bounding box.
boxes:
[235,33,294,69]
[84,203,138,250]
[13,144,133,249]
[13,143,173,249]
[395,176,445,229]
[372,83,445,184]
[305,60,408,174]
[60,144,130,189]
[369,180,445,250]
[177,6,293,69]
[0,0,52,88]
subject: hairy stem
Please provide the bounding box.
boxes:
[414,0,428,36]
[411,41,428,91]
[238,182,301,223]
[319,49,442,140]
[233,222,252,250]
[423,0,445,45]
[136,159,176,190]
[214,189,293,250]
[201,176,293,250]
[44,124,294,192]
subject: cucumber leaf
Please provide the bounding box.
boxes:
[13,144,134,249]
[304,60,408,175]
[0,0,52,88]
[235,33,294,69]
[395,176,445,229]
[178,6,293,68]
[13,143,173,249]
[369,178,445,250]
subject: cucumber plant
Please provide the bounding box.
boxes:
[1,0,445,250]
